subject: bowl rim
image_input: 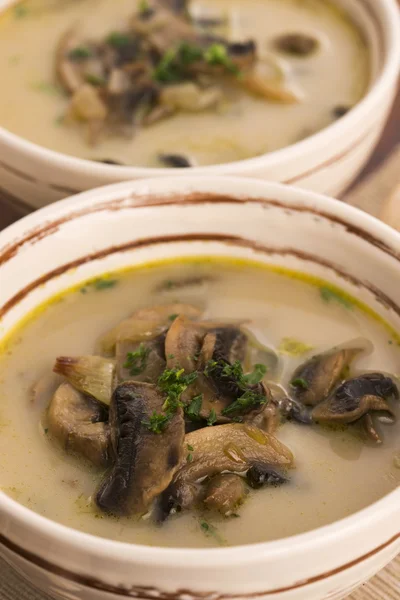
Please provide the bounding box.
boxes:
[0,175,399,566]
[0,0,399,179]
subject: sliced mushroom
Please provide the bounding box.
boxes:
[116,334,166,383]
[160,423,293,517]
[290,347,361,407]
[246,462,289,488]
[56,29,87,93]
[47,382,110,467]
[99,303,202,353]
[69,84,108,122]
[273,33,319,57]
[160,82,222,112]
[165,315,204,372]
[312,373,398,425]
[240,72,300,103]
[203,474,248,516]
[96,381,185,516]
[158,153,193,168]
[54,356,115,406]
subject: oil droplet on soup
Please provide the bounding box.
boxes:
[0,0,369,167]
[0,259,399,548]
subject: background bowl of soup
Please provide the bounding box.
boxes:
[0,175,400,600]
[0,0,399,209]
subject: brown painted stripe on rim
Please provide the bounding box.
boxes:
[1,232,400,322]
[283,126,376,185]
[0,531,399,598]
[1,193,400,270]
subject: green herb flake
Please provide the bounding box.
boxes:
[106,32,131,48]
[85,73,107,87]
[68,46,92,61]
[291,377,309,390]
[139,0,151,13]
[278,337,314,357]
[93,278,118,290]
[243,363,267,385]
[222,389,266,416]
[80,287,88,294]
[124,344,151,376]
[207,408,217,426]
[179,41,203,65]
[187,452,193,463]
[167,353,175,359]
[142,411,171,434]
[185,394,203,421]
[199,519,225,544]
[168,313,179,322]
[44,428,49,434]
[13,3,28,18]
[153,48,180,83]
[320,287,353,309]
[187,444,194,451]
[204,43,239,75]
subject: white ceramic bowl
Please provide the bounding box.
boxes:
[0,176,399,600]
[0,0,399,210]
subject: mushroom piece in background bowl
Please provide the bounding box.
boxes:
[0,0,399,209]
[0,175,399,600]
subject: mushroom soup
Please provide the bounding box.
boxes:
[0,258,399,548]
[0,0,369,167]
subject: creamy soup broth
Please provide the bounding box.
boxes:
[0,0,369,166]
[0,259,399,548]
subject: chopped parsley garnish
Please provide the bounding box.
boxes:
[205,358,268,416]
[187,452,193,463]
[93,278,118,290]
[187,444,194,451]
[278,338,314,357]
[68,46,92,61]
[138,0,151,13]
[291,377,309,390]
[142,367,198,434]
[153,42,204,83]
[106,32,131,48]
[204,43,240,75]
[206,359,267,388]
[44,428,49,434]
[124,344,151,376]
[320,287,353,309]
[222,389,266,416]
[243,363,267,385]
[168,313,179,322]
[85,73,107,87]
[207,408,217,426]
[142,411,171,434]
[199,519,225,544]
[179,41,203,65]
[159,367,198,412]
[185,394,203,420]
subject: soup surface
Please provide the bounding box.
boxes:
[0,0,369,167]
[0,259,399,548]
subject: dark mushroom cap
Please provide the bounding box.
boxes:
[290,347,361,407]
[47,382,111,467]
[312,372,398,425]
[159,423,293,518]
[96,381,185,516]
